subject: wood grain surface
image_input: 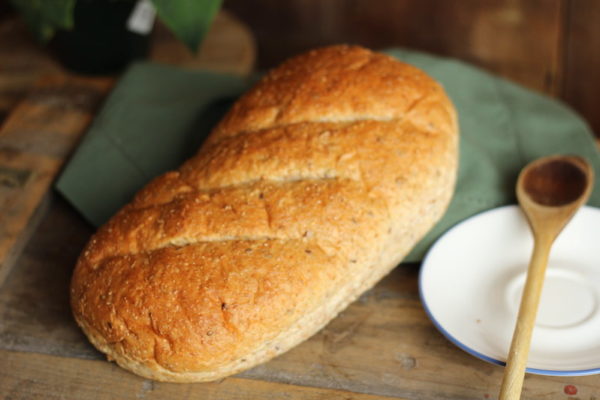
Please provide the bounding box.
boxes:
[563,0,600,142]
[0,348,399,400]
[0,75,112,286]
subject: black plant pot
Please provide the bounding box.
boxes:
[53,0,151,75]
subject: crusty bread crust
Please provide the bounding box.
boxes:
[70,45,458,382]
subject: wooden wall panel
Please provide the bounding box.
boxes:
[563,0,600,136]
[225,0,564,95]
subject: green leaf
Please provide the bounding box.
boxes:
[9,0,75,41]
[151,0,223,52]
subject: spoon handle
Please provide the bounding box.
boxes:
[499,235,553,400]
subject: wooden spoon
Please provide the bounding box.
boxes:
[499,155,594,400]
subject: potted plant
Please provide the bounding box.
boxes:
[9,0,223,74]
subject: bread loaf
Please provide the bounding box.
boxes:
[70,45,458,382]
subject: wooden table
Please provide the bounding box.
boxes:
[1,11,599,400]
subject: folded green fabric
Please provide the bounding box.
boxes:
[56,49,600,262]
[57,64,247,227]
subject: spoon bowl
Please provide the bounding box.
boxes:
[499,155,594,400]
[520,157,589,207]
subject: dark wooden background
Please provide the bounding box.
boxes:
[0,0,598,138]
[223,0,600,139]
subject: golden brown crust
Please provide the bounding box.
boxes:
[70,45,459,382]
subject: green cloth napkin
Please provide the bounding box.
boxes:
[56,64,247,226]
[56,50,600,262]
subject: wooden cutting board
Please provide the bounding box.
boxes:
[1,12,599,400]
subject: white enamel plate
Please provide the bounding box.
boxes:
[420,205,600,376]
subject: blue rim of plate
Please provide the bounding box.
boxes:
[418,205,600,377]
